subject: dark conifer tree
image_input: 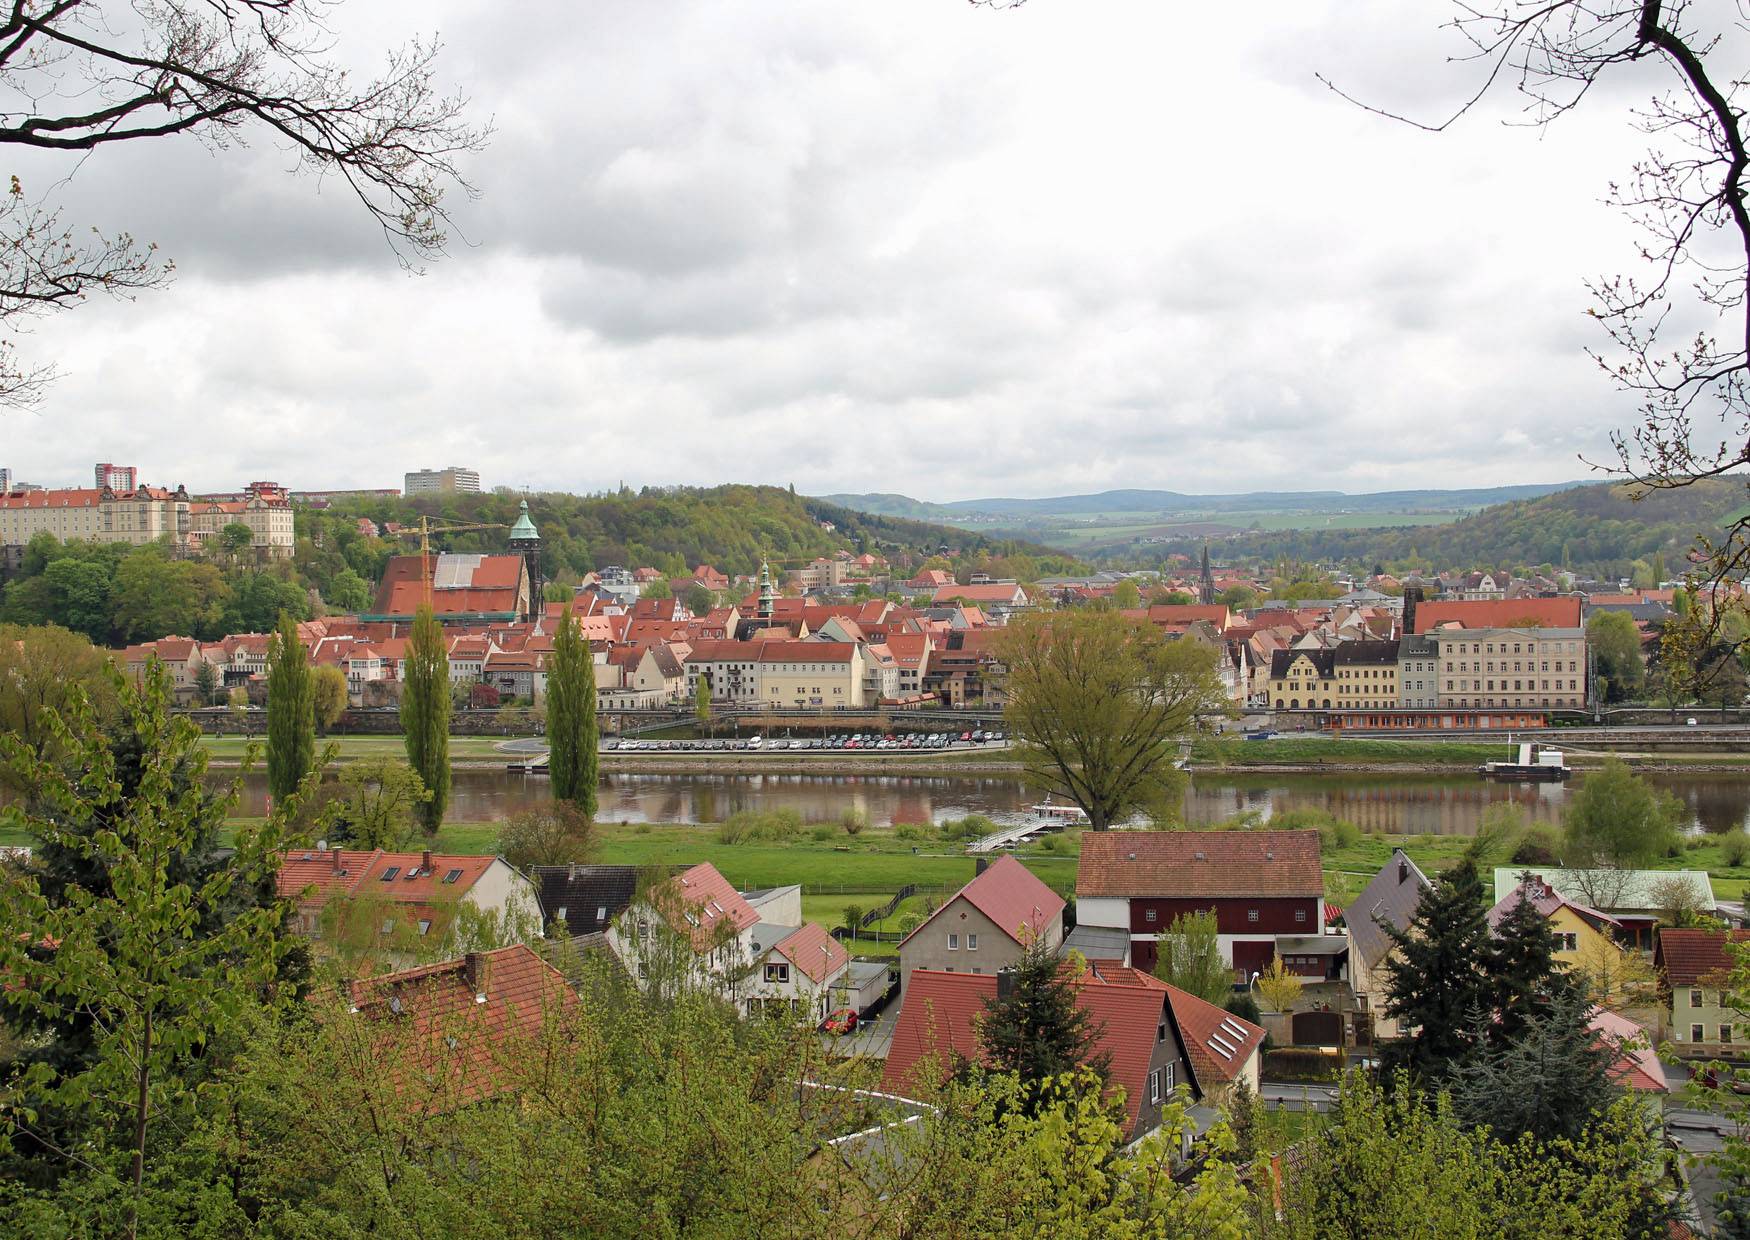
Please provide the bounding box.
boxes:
[976,940,1106,1113]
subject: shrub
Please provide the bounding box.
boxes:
[717,817,748,845]
[841,809,868,837]
[939,814,996,842]
[894,824,924,842]
[1262,1048,1343,1082]
[1510,823,1564,866]
[1722,830,1750,867]
[1224,991,1262,1024]
[811,826,834,842]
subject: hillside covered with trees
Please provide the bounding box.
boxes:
[0,485,1080,646]
[1101,479,1748,578]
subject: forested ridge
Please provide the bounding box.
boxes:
[1097,479,1748,576]
[0,484,1080,646]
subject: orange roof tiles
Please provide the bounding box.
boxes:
[772,922,849,984]
[1411,596,1582,632]
[1077,830,1323,900]
[345,945,576,1105]
[1657,927,1750,988]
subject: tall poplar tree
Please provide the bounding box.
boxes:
[547,611,599,815]
[265,612,314,804]
[400,605,450,836]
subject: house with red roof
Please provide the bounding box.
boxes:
[1075,831,1326,982]
[881,960,1264,1146]
[929,581,1028,611]
[1409,595,1582,633]
[367,553,531,624]
[278,847,541,965]
[1655,927,1750,1056]
[898,856,1064,998]
[608,862,763,996]
[744,920,852,1023]
[342,944,576,1107]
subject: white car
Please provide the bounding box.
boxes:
[747,735,763,749]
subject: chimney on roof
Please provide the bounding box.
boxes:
[422,849,433,871]
[464,951,491,1000]
[1398,859,1409,885]
[996,967,1017,1002]
[568,861,578,881]
[330,848,343,871]
[974,858,988,876]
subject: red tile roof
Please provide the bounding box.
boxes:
[930,583,1027,605]
[1657,927,1750,988]
[654,863,760,951]
[373,554,526,617]
[345,945,576,1105]
[277,848,496,910]
[1411,596,1582,632]
[1487,875,1620,935]
[1587,1007,1666,1093]
[772,922,849,984]
[881,962,1262,1136]
[1077,831,1323,900]
[903,856,1063,949]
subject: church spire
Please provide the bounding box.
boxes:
[1199,544,1214,605]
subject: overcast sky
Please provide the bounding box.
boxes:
[4,0,1682,501]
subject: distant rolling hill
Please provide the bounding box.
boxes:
[821,483,1584,522]
[1083,478,1748,575]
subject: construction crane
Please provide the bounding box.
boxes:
[389,515,510,609]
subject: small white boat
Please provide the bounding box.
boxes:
[1030,801,1090,822]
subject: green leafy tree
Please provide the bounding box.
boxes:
[497,803,596,871]
[1380,855,1494,1085]
[311,664,348,734]
[322,757,429,850]
[840,904,865,945]
[265,612,315,805]
[975,940,1107,1110]
[221,570,310,635]
[0,660,306,1232]
[996,608,1228,829]
[0,624,116,767]
[217,522,255,559]
[1152,909,1231,1005]
[111,550,229,643]
[1256,957,1304,1014]
[1564,758,1683,869]
[1112,578,1142,609]
[684,583,715,616]
[641,576,672,600]
[1588,610,1645,703]
[547,610,598,815]
[694,673,713,735]
[400,604,450,835]
[325,567,372,614]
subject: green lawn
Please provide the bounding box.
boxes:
[198,734,524,763]
[1199,737,1512,767]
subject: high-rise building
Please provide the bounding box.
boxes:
[404,466,481,495]
[94,462,137,491]
[0,467,10,494]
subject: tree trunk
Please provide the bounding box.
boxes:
[129,1004,152,1240]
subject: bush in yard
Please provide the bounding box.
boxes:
[1723,829,1750,867]
[1510,823,1565,866]
[841,809,868,837]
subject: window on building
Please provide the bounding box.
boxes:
[1694,1024,1707,1043]
[1295,909,1307,923]
[1724,1026,1736,1046]
[1145,908,1157,923]
[1148,1068,1163,1104]
[1247,909,1259,923]
[1556,933,1578,952]
[764,962,789,983]
[967,933,978,950]
[1692,988,1705,1008]
[948,933,959,950]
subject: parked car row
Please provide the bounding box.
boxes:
[603,730,1006,753]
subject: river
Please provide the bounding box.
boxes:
[229,768,1750,835]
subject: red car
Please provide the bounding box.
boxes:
[822,1008,859,1035]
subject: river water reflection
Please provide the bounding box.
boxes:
[229,768,1750,835]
